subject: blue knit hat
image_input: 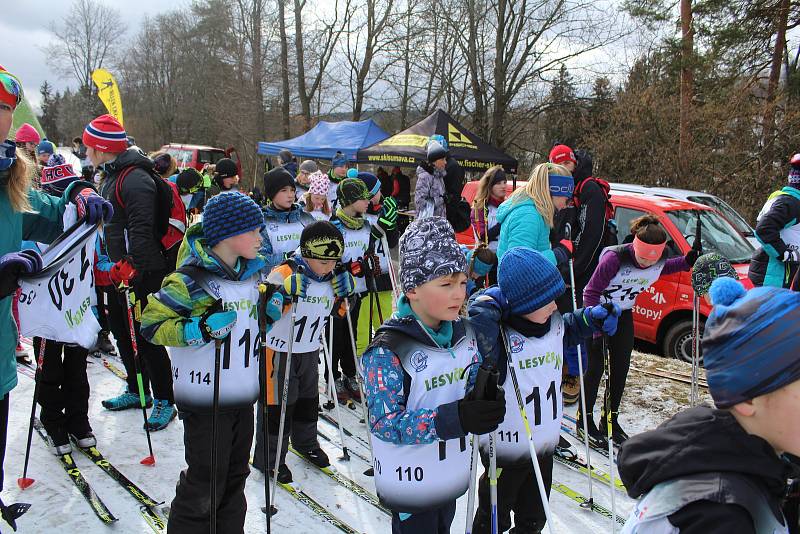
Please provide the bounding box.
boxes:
[357,172,381,197]
[331,151,347,169]
[498,247,565,315]
[203,191,265,247]
[703,277,800,408]
[37,139,55,155]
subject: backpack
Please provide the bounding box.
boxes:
[115,166,187,251]
[445,192,472,233]
[573,176,618,248]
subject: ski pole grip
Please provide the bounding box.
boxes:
[473,362,499,401]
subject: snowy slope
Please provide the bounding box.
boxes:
[4,347,705,533]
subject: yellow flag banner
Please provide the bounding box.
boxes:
[91,69,124,126]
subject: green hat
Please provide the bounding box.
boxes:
[337,177,371,207]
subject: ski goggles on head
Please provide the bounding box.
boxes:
[0,68,22,109]
[633,236,665,261]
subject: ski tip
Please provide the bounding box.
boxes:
[261,505,278,516]
[363,467,374,477]
[17,477,34,490]
[141,456,156,466]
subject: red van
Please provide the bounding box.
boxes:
[459,181,754,361]
[159,144,241,175]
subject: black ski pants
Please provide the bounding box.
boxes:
[582,309,634,418]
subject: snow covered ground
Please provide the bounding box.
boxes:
[4,346,709,533]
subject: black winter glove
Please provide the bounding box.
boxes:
[457,387,506,435]
[685,248,700,267]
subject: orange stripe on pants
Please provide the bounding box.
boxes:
[264,347,278,405]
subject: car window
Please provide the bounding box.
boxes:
[666,209,754,263]
[198,150,226,165]
[166,149,193,167]
[686,196,753,236]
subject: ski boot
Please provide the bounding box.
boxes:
[146,399,177,431]
[602,411,629,444]
[96,330,116,355]
[334,377,351,404]
[576,412,608,449]
[270,464,293,484]
[561,374,580,405]
[299,447,330,468]
[555,435,578,461]
[102,387,152,411]
[70,431,97,449]
[344,375,362,402]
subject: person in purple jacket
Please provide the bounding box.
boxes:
[578,214,699,446]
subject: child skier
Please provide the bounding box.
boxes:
[468,247,620,533]
[259,167,316,270]
[328,178,373,403]
[253,221,355,482]
[356,171,398,355]
[140,191,266,534]
[302,170,332,221]
[327,151,348,209]
[361,216,506,534]
[618,276,800,533]
[579,214,698,446]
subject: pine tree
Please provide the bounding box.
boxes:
[38,81,62,144]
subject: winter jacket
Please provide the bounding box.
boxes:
[444,156,466,200]
[98,148,166,272]
[94,233,114,287]
[554,153,609,288]
[495,196,559,264]
[391,169,411,208]
[0,168,90,398]
[360,298,481,445]
[749,186,800,288]
[414,163,446,218]
[618,406,796,534]
[140,223,266,347]
[467,291,596,383]
[259,202,315,272]
[365,202,399,293]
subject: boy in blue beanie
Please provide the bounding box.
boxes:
[362,216,506,534]
[618,277,800,534]
[141,191,266,534]
[467,246,620,533]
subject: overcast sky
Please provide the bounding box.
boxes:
[3,1,187,110]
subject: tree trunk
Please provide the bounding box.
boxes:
[251,0,266,136]
[678,0,694,183]
[491,0,508,149]
[762,0,790,167]
[399,2,412,128]
[278,0,291,138]
[294,0,312,131]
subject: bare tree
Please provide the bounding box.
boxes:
[294,0,350,130]
[235,0,271,136]
[343,0,396,120]
[678,0,694,181]
[278,0,292,137]
[45,0,124,94]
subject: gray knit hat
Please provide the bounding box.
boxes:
[299,160,318,174]
[399,216,467,293]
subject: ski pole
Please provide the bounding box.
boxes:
[380,234,401,302]
[256,283,275,527]
[270,265,303,509]
[465,362,498,534]
[322,319,350,462]
[18,337,46,489]
[123,285,156,466]
[343,297,377,476]
[499,326,556,534]
[565,221,594,508]
[602,332,617,532]
[210,333,223,534]
[489,431,499,534]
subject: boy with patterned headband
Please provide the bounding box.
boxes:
[253,220,355,483]
[619,277,800,533]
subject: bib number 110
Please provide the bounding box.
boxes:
[395,465,423,482]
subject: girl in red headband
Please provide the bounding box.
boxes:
[579,214,699,447]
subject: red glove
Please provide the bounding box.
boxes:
[348,259,365,278]
[559,239,574,254]
[110,257,137,287]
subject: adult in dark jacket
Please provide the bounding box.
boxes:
[84,114,177,431]
[749,154,800,288]
[618,277,800,534]
[553,148,609,405]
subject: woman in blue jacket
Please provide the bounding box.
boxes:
[496,162,574,264]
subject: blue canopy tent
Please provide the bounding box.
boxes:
[256,119,390,161]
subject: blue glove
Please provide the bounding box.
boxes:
[73,188,114,224]
[184,307,237,346]
[331,270,355,298]
[482,286,509,316]
[264,291,284,328]
[586,303,621,336]
[283,272,309,300]
[0,249,43,298]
